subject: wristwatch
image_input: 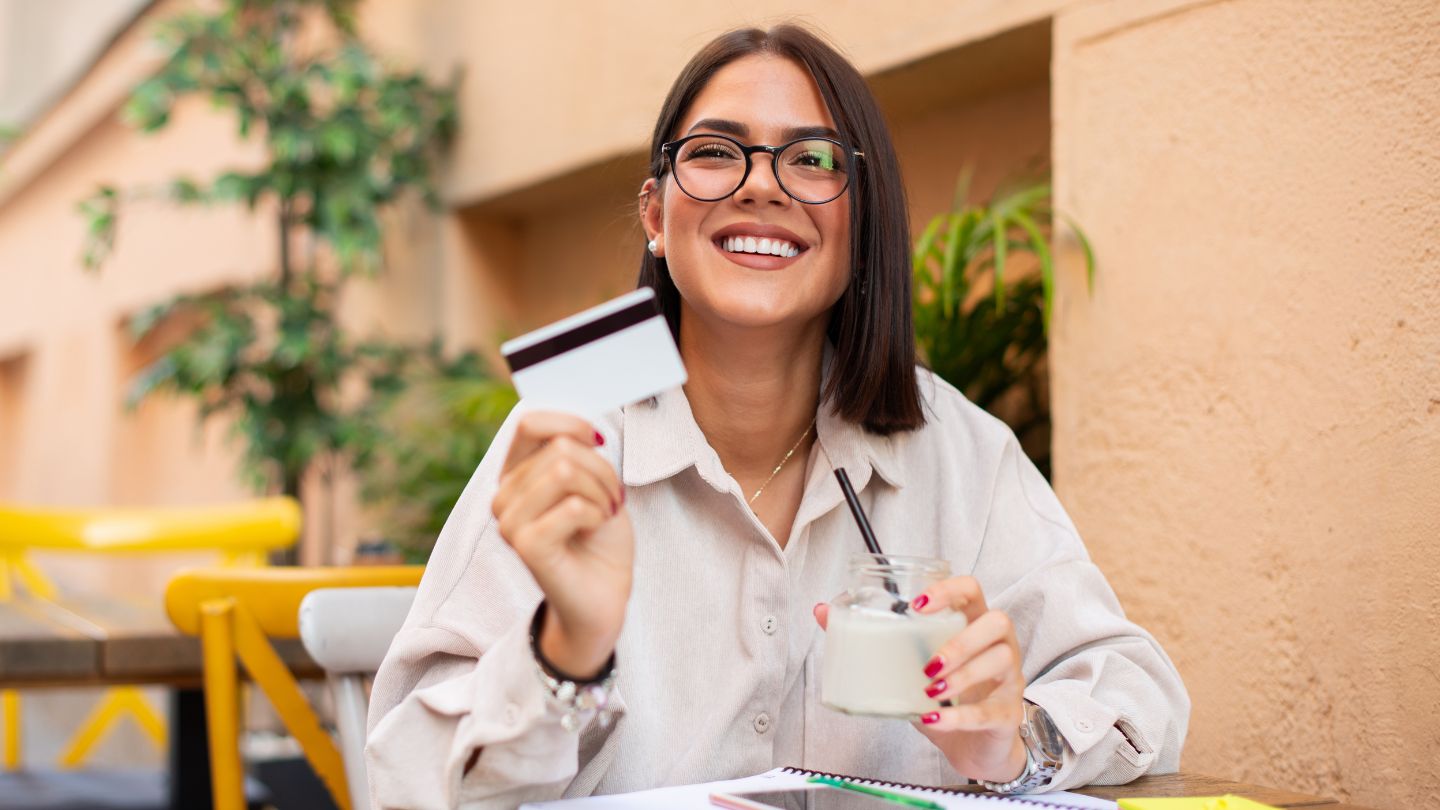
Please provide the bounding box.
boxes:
[977,700,1066,794]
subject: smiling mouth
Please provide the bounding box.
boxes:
[716,235,804,258]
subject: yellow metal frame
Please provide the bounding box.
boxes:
[0,497,301,770]
[58,686,167,767]
[165,566,424,810]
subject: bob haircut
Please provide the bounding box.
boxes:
[637,24,924,436]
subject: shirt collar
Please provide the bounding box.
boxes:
[621,357,907,493]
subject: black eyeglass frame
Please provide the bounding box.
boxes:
[659,133,865,205]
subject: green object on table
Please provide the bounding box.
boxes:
[806,776,946,809]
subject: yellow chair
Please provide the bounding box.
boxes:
[0,497,301,769]
[164,565,424,810]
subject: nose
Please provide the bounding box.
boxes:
[732,151,790,207]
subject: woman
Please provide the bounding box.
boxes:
[367,25,1188,809]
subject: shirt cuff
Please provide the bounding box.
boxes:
[413,620,603,792]
[1023,681,1136,791]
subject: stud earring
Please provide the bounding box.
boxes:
[647,239,658,255]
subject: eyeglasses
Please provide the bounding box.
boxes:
[660,133,863,205]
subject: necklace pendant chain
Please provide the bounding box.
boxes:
[748,419,816,506]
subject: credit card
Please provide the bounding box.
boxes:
[500,288,687,420]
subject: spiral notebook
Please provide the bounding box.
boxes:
[521,766,1117,809]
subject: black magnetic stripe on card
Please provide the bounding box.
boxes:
[504,298,660,373]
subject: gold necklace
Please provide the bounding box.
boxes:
[748,419,816,506]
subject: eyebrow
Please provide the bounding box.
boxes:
[685,117,843,142]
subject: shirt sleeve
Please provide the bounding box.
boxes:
[972,435,1191,791]
[364,405,626,809]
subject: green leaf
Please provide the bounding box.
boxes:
[169,177,206,204]
[1061,213,1097,293]
[991,210,1008,315]
[939,214,964,317]
[1009,209,1054,332]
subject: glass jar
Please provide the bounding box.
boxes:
[821,553,967,719]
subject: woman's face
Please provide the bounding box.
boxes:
[643,54,852,336]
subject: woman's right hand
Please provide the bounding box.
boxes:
[491,412,631,680]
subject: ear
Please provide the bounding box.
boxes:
[639,177,665,258]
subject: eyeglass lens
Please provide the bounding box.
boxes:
[671,136,850,204]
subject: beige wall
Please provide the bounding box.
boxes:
[1050,1,1440,806]
[1,0,1436,801]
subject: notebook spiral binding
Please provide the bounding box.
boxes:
[780,766,1076,808]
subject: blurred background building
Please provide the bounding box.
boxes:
[0,0,1435,807]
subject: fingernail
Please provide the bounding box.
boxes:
[921,712,940,725]
[593,431,605,446]
[912,594,929,611]
[925,679,947,698]
[923,657,944,679]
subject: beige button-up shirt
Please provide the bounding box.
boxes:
[366,370,1190,809]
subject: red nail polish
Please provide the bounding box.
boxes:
[593,431,605,446]
[921,712,940,725]
[923,657,944,679]
[925,679,947,698]
[912,594,929,611]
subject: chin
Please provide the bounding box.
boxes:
[694,289,828,333]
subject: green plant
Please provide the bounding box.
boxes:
[911,174,1094,477]
[360,350,518,562]
[79,0,458,530]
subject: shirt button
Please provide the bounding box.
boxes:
[1076,718,1095,733]
[753,712,771,734]
[504,704,520,725]
[761,615,778,635]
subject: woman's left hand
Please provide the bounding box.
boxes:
[814,575,1027,783]
[911,576,1028,782]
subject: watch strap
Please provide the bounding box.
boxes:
[977,700,1063,794]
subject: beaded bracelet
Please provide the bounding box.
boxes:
[528,601,619,732]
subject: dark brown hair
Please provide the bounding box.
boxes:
[637,24,924,435]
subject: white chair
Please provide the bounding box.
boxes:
[298,586,417,810]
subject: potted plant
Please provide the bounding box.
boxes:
[911,174,1094,477]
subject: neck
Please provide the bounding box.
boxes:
[678,306,825,479]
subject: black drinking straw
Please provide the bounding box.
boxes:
[834,468,907,613]
[834,468,881,556]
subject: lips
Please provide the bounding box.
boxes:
[710,223,810,269]
[721,235,800,257]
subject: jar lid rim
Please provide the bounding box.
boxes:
[846,552,951,570]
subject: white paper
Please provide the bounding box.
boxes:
[521,767,1118,809]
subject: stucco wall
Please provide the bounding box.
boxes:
[1050,1,1440,806]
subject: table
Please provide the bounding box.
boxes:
[0,590,319,808]
[0,591,318,687]
[1076,773,1377,809]
[938,772,1377,809]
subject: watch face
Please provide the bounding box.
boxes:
[1025,703,1068,763]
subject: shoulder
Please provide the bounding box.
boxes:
[902,366,1018,466]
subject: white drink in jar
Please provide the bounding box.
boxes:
[821,604,967,718]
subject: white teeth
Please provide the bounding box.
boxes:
[721,234,801,257]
